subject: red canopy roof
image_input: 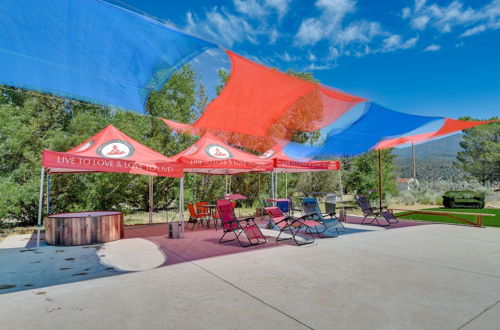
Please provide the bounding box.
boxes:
[259,148,340,173]
[171,133,274,175]
[42,125,183,177]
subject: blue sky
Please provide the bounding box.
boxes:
[115,0,500,120]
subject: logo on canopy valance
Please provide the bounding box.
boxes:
[205,144,232,159]
[259,150,275,159]
[97,139,135,158]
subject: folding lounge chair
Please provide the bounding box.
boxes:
[186,203,206,230]
[301,198,345,234]
[217,199,266,247]
[264,207,320,245]
[356,194,396,226]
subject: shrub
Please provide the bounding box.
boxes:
[442,190,485,209]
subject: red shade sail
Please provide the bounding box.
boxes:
[42,125,183,177]
[259,148,341,173]
[375,118,498,149]
[191,51,365,150]
[171,133,274,175]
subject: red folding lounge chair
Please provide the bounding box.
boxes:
[186,203,206,230]
[217,199,266,247]
[264,207,321,245]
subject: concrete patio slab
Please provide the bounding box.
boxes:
[0,220,499,330]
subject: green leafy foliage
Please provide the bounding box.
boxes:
[442,190,485,209]
[455,118,500,185]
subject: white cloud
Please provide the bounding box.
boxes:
[381,35,418,52]
[423,44,441,51]
[264,0,292,19]
[402,7,411,19]
[403,0,500,36]
[460,24,487,37]
[234,0,268,18]
[295,0,357,46]
[411,15,430,30]
[307,50,317,61]
[268,29,279,44]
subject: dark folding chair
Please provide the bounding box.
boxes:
[264,207,320,245]
[356,194,395,226]
[301,198,344,235]
[217,199,266,247]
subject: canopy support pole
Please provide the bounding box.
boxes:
[36,167,45,251]
[285,172,288,199]
[338,169,344,202]
[148,176,153,225]
[46,173,51,215]
[225,173,228,195]
[378,149,383,211]
[179,177,184,237]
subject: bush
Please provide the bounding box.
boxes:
[442,190,485,209]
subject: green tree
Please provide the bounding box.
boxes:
[455,117,500,185]
[344,150,397,201]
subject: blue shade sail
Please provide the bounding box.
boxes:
[0,0,216,112]
[284,102,443,158]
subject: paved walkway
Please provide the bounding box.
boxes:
[0,218,499,329]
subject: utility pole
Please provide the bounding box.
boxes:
[412,141,416,179]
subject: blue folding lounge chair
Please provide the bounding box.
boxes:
[301,198,345,234]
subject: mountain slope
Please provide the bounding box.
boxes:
[393,134,465,181]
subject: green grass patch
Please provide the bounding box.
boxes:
[395,208,500,227]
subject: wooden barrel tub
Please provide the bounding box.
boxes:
[44,211,124,246]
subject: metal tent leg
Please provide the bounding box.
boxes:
[36,167,45,251]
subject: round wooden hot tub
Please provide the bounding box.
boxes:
[44,211,124,246]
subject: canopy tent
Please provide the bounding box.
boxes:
[0,0,216,113]
[259,148,340,173]
[37,125,184,249]
[43,125,183,177]
[171,132,274,175]
[259,147,341,200]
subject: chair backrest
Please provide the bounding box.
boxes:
[196,202,209,215]
[356,194,373,213]
[217,199,238,231]
[301,198,323,219]
[264,207,285,219]
[276,200,290,213]
[187,203,198,217]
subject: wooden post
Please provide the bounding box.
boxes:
[378,149,383,211]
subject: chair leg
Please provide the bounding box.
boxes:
[219,229,240,244]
